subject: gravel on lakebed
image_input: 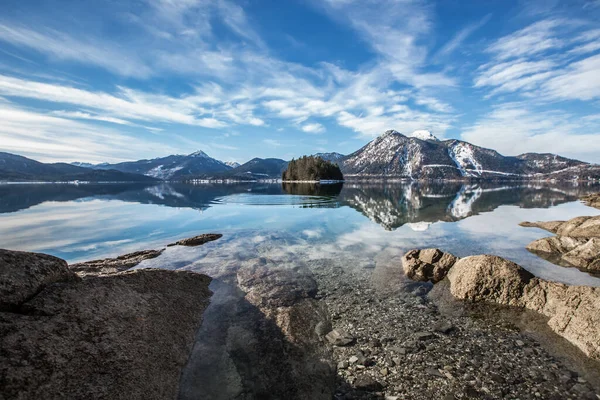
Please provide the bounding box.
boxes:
[306,260,600,400]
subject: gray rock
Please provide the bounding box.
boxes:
[325,329,355,346]
[433,320,455,334]
[167,233,223,247]
[0,250,212,400]
[414,331,435,341]
[446,254,600,360]
[315,320,332,337]
[353,375,383,392]
[0,248,79,310]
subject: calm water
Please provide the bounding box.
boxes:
[1,182,600,286]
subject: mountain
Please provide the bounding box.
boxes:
[0,152,158,183]
[340,130,598,180]
[93,150,231,180]
[225,161,241,168]
[219,158,288,180]
[312,152,345,163]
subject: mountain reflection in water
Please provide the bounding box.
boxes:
[1,182,598,231]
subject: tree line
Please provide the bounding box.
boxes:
[282,156,344,181]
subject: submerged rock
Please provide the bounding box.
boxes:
[236,260,335,399]
[0,249,212,399]
[402,248,458,283]
[167,233,222,247]
[69,249,164,277]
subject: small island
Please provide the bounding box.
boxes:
[282,156,344,182]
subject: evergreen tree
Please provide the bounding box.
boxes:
[282,156,344,181]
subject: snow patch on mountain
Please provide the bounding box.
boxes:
[448,142,483,177]
[225,161,241,168]
[410,130,438,141]
[146,165,184,179]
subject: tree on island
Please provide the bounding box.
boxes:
[282,156,344,181]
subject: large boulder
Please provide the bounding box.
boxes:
[447,255,535,306]
[69,249,164,277]
[401,248,458,283]
[442,254,600,359]
[0,249,79,311]
[523,281,600,360]
[0,250,212,400]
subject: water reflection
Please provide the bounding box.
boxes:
[1,182,598,232]
[1,181,600,286]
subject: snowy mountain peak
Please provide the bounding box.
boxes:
[410,130,438,141]
[382,129,403,138]
[225,161,241,168]
[189,150,209,158]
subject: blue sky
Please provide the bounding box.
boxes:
[0,0,599,164]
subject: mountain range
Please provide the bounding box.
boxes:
[0,152,159,183]
[1,129,598,182]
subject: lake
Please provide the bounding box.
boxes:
[1,181,600,286]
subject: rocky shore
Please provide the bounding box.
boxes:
[306,254,600,400]
[3,206,600,400]
[0,238,215,399]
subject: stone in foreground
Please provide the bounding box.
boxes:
[0,248,79,310]
[447,255,600,360]
[325,328,355,346]
[0,250,212,399]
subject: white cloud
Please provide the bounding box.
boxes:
[542,54,600,101]
[301,123,325,134]
[0,103,179,163]
[461,104,600,163]
[486,19,565,60]
[0,23,152,77]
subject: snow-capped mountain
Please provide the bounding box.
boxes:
[225,161,241,168]
[93,150,232,180]
[340,130,597,180]
[312,152,345,163]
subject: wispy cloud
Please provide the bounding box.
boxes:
[0,23,152,77]
[437,14,492,58]
[301,122,325,134]
[0,103,179,162]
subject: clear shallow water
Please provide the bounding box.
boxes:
[1,182,600,286]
